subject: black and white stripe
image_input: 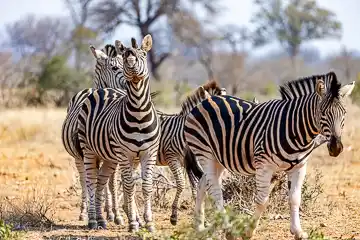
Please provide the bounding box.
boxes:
[183,72,354,239]
[77,35,160,232]
[155,80,227,225]
[61,44,125,222]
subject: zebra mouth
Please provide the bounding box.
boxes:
[327,136,343,157]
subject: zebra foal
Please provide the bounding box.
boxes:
[77,35,160,232]
[183,72,354,239]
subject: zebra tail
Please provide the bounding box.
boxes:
[72,130,83,159]
[183,147,203,185]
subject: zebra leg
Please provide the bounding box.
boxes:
[190,179,198,202]
[95,160,117,229]
[104,179,114,222]
[121,163,143,227]
[140,152,157,232]
[288,162,308,240]
[83,152,99,229]
[168,158,185,226]
[120,162,139,232]
[247,165,274,238]
[74,158,87,221]
[194,175,207,231]
[109,164,125,226]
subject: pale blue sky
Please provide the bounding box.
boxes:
[1,0,359,57]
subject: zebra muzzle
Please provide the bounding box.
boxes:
[327,136,343,157]
[127,55,137,68]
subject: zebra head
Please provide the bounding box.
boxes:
[315,72,355,157]
[89,44,124,89]
[114,34,152,85]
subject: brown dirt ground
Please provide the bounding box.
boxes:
[0,105,360,240]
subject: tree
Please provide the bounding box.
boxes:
[5,14,70,60]
[251,0,342,75]
[329,46,360,81]
[218,25,254,95]
[90,0,221,80]
[171,10,221,81]
[4,14,71,98]
[64,0,100,71]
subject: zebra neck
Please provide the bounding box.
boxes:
[125,76,152,111]
[289,94,321,145]
[181,96,204,115]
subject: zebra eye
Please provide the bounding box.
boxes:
[112,66,119,71]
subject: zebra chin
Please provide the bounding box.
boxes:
[327,136,343,157]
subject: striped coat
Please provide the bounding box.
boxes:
[77,35,160,232]
[183,72,355,239]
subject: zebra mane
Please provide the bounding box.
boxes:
[202,80,222,95]
[101,44,118,58]
[180,86,208,116]
[279,71,340,101]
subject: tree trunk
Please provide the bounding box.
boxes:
[289,46,299,78]
[290,55,297,78]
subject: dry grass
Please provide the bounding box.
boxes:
[0,101,360,239]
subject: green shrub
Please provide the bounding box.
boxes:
[0,220,22,240]
[260,82,278,97]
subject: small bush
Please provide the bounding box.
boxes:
[0,220,22,240]
[222,169,324,216]
[301,169,324,213]
[0,188,55,230]
[137,204,255,240]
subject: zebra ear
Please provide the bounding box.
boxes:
[115,40,125,55]
[315,79,326,98]
[90,45,108,62]
[339,81,355,98]
[253,97,259,104]
[141,34,152,52]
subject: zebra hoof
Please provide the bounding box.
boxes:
[88,220,98,230]
[170,215,177,226]
[107,213,115,222]
[294,231,308,240]
[114,217,124,226]
[79,214,87,221]
[137,218,143,228]
[97,220,107,230]
[146,224,156,233]
[128,222,139,233]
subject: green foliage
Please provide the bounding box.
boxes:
[239,91,259,101]
[137,203,255,240]
[308,228,337,240]
[0,220,22,240]
[350,73,360,104]
[38,55,72,91]
[25,55,91,107]
[252,0,342,58]
[260,82,278,97]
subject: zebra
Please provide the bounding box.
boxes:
[155,80,227,226]
[61,43,125,223]
[61,42,158,225]
[77,34,160,232]
[183,72,355,239]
